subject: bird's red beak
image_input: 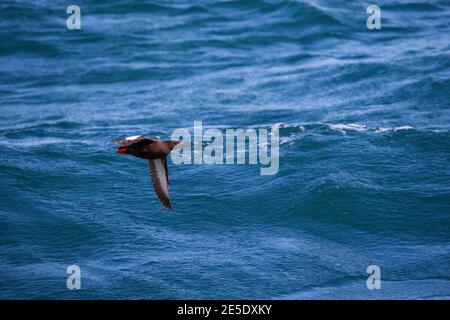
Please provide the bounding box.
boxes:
[116,147,128,154]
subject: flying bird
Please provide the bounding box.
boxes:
[113,135,180,210]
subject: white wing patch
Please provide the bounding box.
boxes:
[148,159,173,210]
[126,135,142,141]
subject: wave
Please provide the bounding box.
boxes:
[272,122,419,134]
[268,122,450,148]
[327,123,414,134]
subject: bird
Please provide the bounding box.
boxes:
[113,135,180,210]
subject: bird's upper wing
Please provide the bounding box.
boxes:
[148,158,173,210]
[112,135,156,147]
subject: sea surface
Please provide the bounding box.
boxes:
[0,0,450,299]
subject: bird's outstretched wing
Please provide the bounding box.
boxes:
[112,135,156,147]
[148,158,173,210]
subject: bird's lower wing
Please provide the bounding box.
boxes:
[162,156,170,187]
[148,158,173,210]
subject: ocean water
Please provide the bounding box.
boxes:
[1,0,450,299]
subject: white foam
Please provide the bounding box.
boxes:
[329,123,414,134]
[374,126,414,133]
[393,125,414,131]
[329,124,368,132]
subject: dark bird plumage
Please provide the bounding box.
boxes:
[113,135,180,210]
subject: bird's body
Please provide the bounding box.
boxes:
[113,135,180,210]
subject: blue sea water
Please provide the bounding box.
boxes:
[0,0,450,299]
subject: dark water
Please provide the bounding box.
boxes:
[1,0,450,299]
